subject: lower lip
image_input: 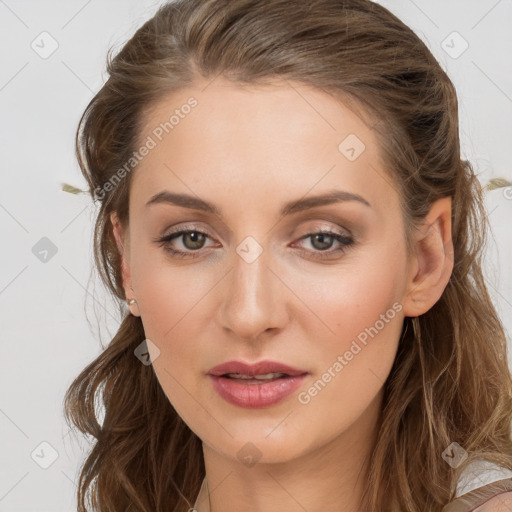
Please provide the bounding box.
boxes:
[208,374,308,408]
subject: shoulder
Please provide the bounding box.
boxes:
[473,491,512,511]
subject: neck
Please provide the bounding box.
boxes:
[198,389,383,512]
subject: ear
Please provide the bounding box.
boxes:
[110,212,140,317]
[402,197,454,318]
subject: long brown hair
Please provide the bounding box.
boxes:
[63,1,512,510]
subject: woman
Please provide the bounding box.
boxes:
[63,0,512,510]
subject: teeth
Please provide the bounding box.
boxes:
[225,372,287,380]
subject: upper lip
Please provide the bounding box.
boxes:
[208,360,308,377]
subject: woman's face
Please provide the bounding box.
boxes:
[115,78,416,464]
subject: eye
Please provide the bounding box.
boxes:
[293,229,354,260]
[154,226,217,259]
[153,225,354,260]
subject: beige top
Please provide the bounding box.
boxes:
[192,474,512,512]
[442,477,512,511]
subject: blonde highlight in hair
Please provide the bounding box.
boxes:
[64,1,512,510]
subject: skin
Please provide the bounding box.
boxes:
[474,493,512,512]
[111,77,454,512]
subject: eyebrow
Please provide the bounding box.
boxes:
[145,189,372,217]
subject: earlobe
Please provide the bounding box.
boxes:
[402,197,454,318]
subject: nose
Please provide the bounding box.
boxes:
[217,244,289,342]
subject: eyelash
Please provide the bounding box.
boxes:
[154,225,355,261]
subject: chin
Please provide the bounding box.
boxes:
[202,421,317,465]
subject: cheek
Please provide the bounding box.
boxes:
[295,241,406,348]
[130,245,216,342]
[287,296,403,455]
[328,271,403,348]
[292,243,406,406]
[130,252,213,425]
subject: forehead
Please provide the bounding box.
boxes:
[131,77,397,216]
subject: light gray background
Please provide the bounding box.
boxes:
[1,1,511,510]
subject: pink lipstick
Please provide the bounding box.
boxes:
[208,360,309,408]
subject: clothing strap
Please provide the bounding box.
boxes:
[442,477,512,512]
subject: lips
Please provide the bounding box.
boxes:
[207,360,309,408]
[208,360,308,378]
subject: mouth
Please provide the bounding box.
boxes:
[219,372,294,384]
[208,359,308,378]
[207,360,309,408]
